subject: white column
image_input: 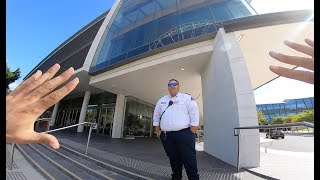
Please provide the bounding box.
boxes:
[77,91,91,132]
[112,94,126,138]
[201,28,259,168]
[50,102,60,127]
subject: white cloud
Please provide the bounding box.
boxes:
[254,71,314,104]
[9,80,23,91]
[250,0,314,14]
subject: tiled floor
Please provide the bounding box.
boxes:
[52,130,263,180]
[6,144,45,180]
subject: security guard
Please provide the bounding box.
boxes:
[153,79,199,180]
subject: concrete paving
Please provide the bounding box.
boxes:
[247,147,314,180]
[6,144,45,180]
[6,131,313,180]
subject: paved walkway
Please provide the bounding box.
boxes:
[6,144,45,180]
[7,131,313,180]
[52,131,249,180]
[246,146,314,180]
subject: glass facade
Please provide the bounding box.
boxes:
[90,0,255,73]
[256,97,314,121]
[123,97,155,137]
[53,92,117,135]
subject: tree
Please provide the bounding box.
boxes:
[6,63,20,94]
[270,116,284,124]
[257,110,268,125]
[292,109,314,123]
[283,114,295,123]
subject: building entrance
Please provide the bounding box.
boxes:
[55,108,81,128]
[97,107,114,135]
[85,105,115,136]
[123,97,155,137]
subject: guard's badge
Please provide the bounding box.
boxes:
[161,102,166,104]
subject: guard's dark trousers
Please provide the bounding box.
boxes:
[160,128,199,180]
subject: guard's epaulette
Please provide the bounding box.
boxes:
[183,93,195,101]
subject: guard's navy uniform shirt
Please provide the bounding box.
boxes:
[153,92,199,131]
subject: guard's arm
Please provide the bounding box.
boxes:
[186,95,199,133]
[153,100,162,136]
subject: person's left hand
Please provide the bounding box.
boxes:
[6,64,79,149]
[190,126,198,134]
[269,38,314,84]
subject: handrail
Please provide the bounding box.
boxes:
[36,118,52,121]
[234,121,314,131]
[234,121,314,172]
[9,122,97,170]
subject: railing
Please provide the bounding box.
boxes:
[234,121,314,172]
[9,121,97,170]
[196,129,204,143]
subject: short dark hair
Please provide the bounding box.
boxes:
[168,79,179,85]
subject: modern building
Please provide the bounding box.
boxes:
[257,97,314,121]
[25,0,314,169]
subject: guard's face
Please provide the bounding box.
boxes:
[168,80,179,96]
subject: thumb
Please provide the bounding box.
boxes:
[35,133,60,149]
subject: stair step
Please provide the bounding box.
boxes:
[19,144,71,179]
[34,143,131,180]
[18,142,150,180]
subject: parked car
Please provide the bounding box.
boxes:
[266,129,285,139]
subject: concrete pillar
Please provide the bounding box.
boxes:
[201,28,260,168]
[77,91,91,132]
[112,94,126,138]
[50,102,60,127]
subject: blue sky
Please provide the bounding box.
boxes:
[6,0,116,80]
[6,0,313,104]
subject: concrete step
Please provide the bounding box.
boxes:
[18,144,134,180]
[58,144,154,180]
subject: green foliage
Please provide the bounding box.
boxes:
[269,109,314,124]
[283,114,295,123]
[6,63,20,94]
[270,116,284,124]
[292,109,314,123]
[257,110,268,125]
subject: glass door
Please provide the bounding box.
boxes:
[123,97,155,137]
[97,107,115,136]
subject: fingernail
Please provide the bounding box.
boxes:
[269,65,279,70]
[269,51,278,56]
[72,77,80,84]
[49,141,59,149]
[284,40,291,45]
[68,67,74,73]
[35,70,42,75]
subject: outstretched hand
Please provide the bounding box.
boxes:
[6,64,79,149]
[269,38,314,84]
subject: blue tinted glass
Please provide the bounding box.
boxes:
[90,0,255,73]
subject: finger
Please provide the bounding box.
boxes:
[33,77,79,113]
[19,64,61,98]
[35,133,60,149]
[269,51,314,71]
[284,40,314,57]
[305,38,314,47]
[9,70,43,99]
[23,67,75,104]
[269,65,314,84]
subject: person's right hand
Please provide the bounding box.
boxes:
[269,38,314,84]
[155,126,161,137]
[6,64,79,149]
